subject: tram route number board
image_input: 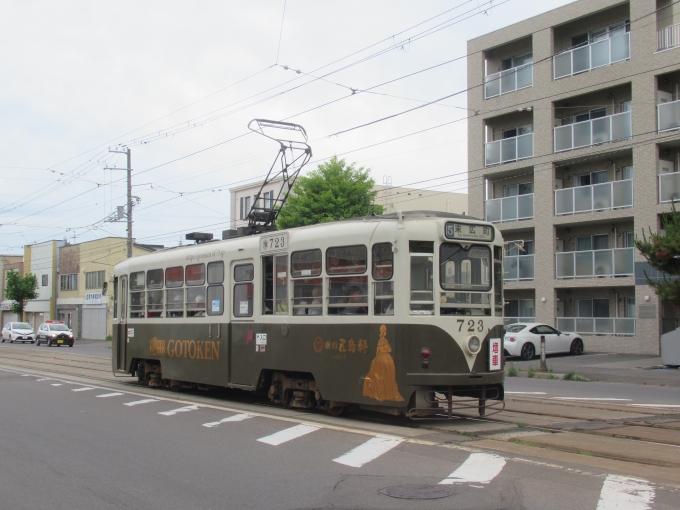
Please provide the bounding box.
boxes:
[445,222,494,242]
[260,232,288,253]
[489,337,501,371]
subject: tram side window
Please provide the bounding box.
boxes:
[291,249,322,277]
[166,266,184,318]
[186,264,206,317]
[146,269,164,318]
[207,261,224,317]
[328,276,368,315]
[327,245,367,275]
[291,249,323,316]
[113,277,118,319]
[129,271,145,318]
[409,241,434,315]
[494,246,503,317]
[233,263,254,317]
[262,256,289,315]
[372,243,394,316]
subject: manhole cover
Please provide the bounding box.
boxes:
[380,484,455,500]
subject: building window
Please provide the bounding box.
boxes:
[505,240,534,256]
[239,197,244,220]
[503,182,533,197]
[42,274,48,287]
[576,170,608,187]
[60,274,78,291]
[577,298,609,318]
[502,52,532,70]
[263,190,274,210]
[575,235,608,251]
[85,270,105,289]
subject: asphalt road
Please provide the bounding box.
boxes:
[1,368,677,510]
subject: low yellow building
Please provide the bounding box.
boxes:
[57,238,159,339]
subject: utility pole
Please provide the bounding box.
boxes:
[105,148,133,258]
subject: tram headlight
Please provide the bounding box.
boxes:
[466,335,481,355]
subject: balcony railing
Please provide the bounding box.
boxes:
[485,133,533,166]
[484,65,533,99]
[658,23,680,51]
[504,316,535,326]
[556,317,636,335]
[554,111,631,153]
[504,254,535,281]
[659,172,680,203]
[555,179,633,215]
[554,32,630,79]
[485,194,534,223]
[555,247,634,279]
[658,99,680,132]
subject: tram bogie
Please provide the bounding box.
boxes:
[112,211,505,418]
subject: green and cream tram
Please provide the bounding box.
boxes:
[112,211,505,417]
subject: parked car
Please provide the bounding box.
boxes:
[36,322,74,347]
[504,323,584,360]
[1,322,36,344]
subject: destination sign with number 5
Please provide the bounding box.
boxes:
[445,222,494,242]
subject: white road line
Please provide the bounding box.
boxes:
[21,374,29,377]
[439,453,507,485]
[552,397,632,401]
[596,475,655,510]
[333,436,404,468]
[158,405,200,416]
[36,378,50,382]
[506,392,546,395]
[124,399,159,407]
[51,383,62,386]
[630,404,680,408]
[72,387,95,392]
[203,414,253,427]
[96,392,124,398]
[257,424,320,446]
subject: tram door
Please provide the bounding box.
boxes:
[116,276,127,372]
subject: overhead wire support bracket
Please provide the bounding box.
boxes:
[244,119,312,235]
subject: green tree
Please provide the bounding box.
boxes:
[635,205,680,305]
[4,270,39,316]
[277,156,383,229]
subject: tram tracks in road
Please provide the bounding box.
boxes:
[3,346,680,474]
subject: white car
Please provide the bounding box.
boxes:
[504,323,584,360]
[1,322,36,344]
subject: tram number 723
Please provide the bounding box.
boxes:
[457,319,484,332]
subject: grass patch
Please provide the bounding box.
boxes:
[563,371,589,382]
[578,450,593,456]
[105,335,112,342]
[507,363,518,377]
[548,365,554,373]
[454,431,476,437]
[512,439,536,447]
[547,374,556,380]
[517,422,527,428]
[527,366,537,378]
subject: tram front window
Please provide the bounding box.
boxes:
[440,243,492,316]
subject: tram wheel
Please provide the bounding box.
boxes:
[327,406,344,417]
[520,343,535,360]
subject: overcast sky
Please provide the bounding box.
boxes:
[0,0,573,254]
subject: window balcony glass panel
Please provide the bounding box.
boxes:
[555,180,633,215]
[484,133,533,166]
[485,194,534,223]
[556,317,575,332]
[484,65,533,99]
[658,99,680,132]
[558,317,635,335]
[518,255,534,280]
[556,247,634,278]
[503,255,534,281]
[658,22,680,51]
[554,32,630,79]
[504,257,518,280]
[554,111,631,152]
[659,172,680,203]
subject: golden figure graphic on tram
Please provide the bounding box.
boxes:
[363,325,404,402]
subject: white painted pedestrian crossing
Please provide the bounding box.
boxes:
[333,436,403,468]
[51,383,62,386]
[124,399,159,407]
[96,392,124,398]
[439,453,506,485]
[596,475,655,510]
[72,387,95,392]
[203,414,253,427]
[257,424,320,446]
[159,405,200,416]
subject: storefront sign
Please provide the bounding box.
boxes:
[85,292,102,305]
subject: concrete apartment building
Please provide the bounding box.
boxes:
[23,240,64,329]
[468,0,680,354]
[230,179,468,230]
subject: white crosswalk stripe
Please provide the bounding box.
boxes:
[158,405,200,416]
[124,399,159,407]
[439,453,506,485]
[96,392,124,398]
[72,387,95,392]
[51,383,62,386]
[333,436,403,468]
[36,378,50,382]
[203,414,253,427]
[257,424,320,445]
[596,475,655,510]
